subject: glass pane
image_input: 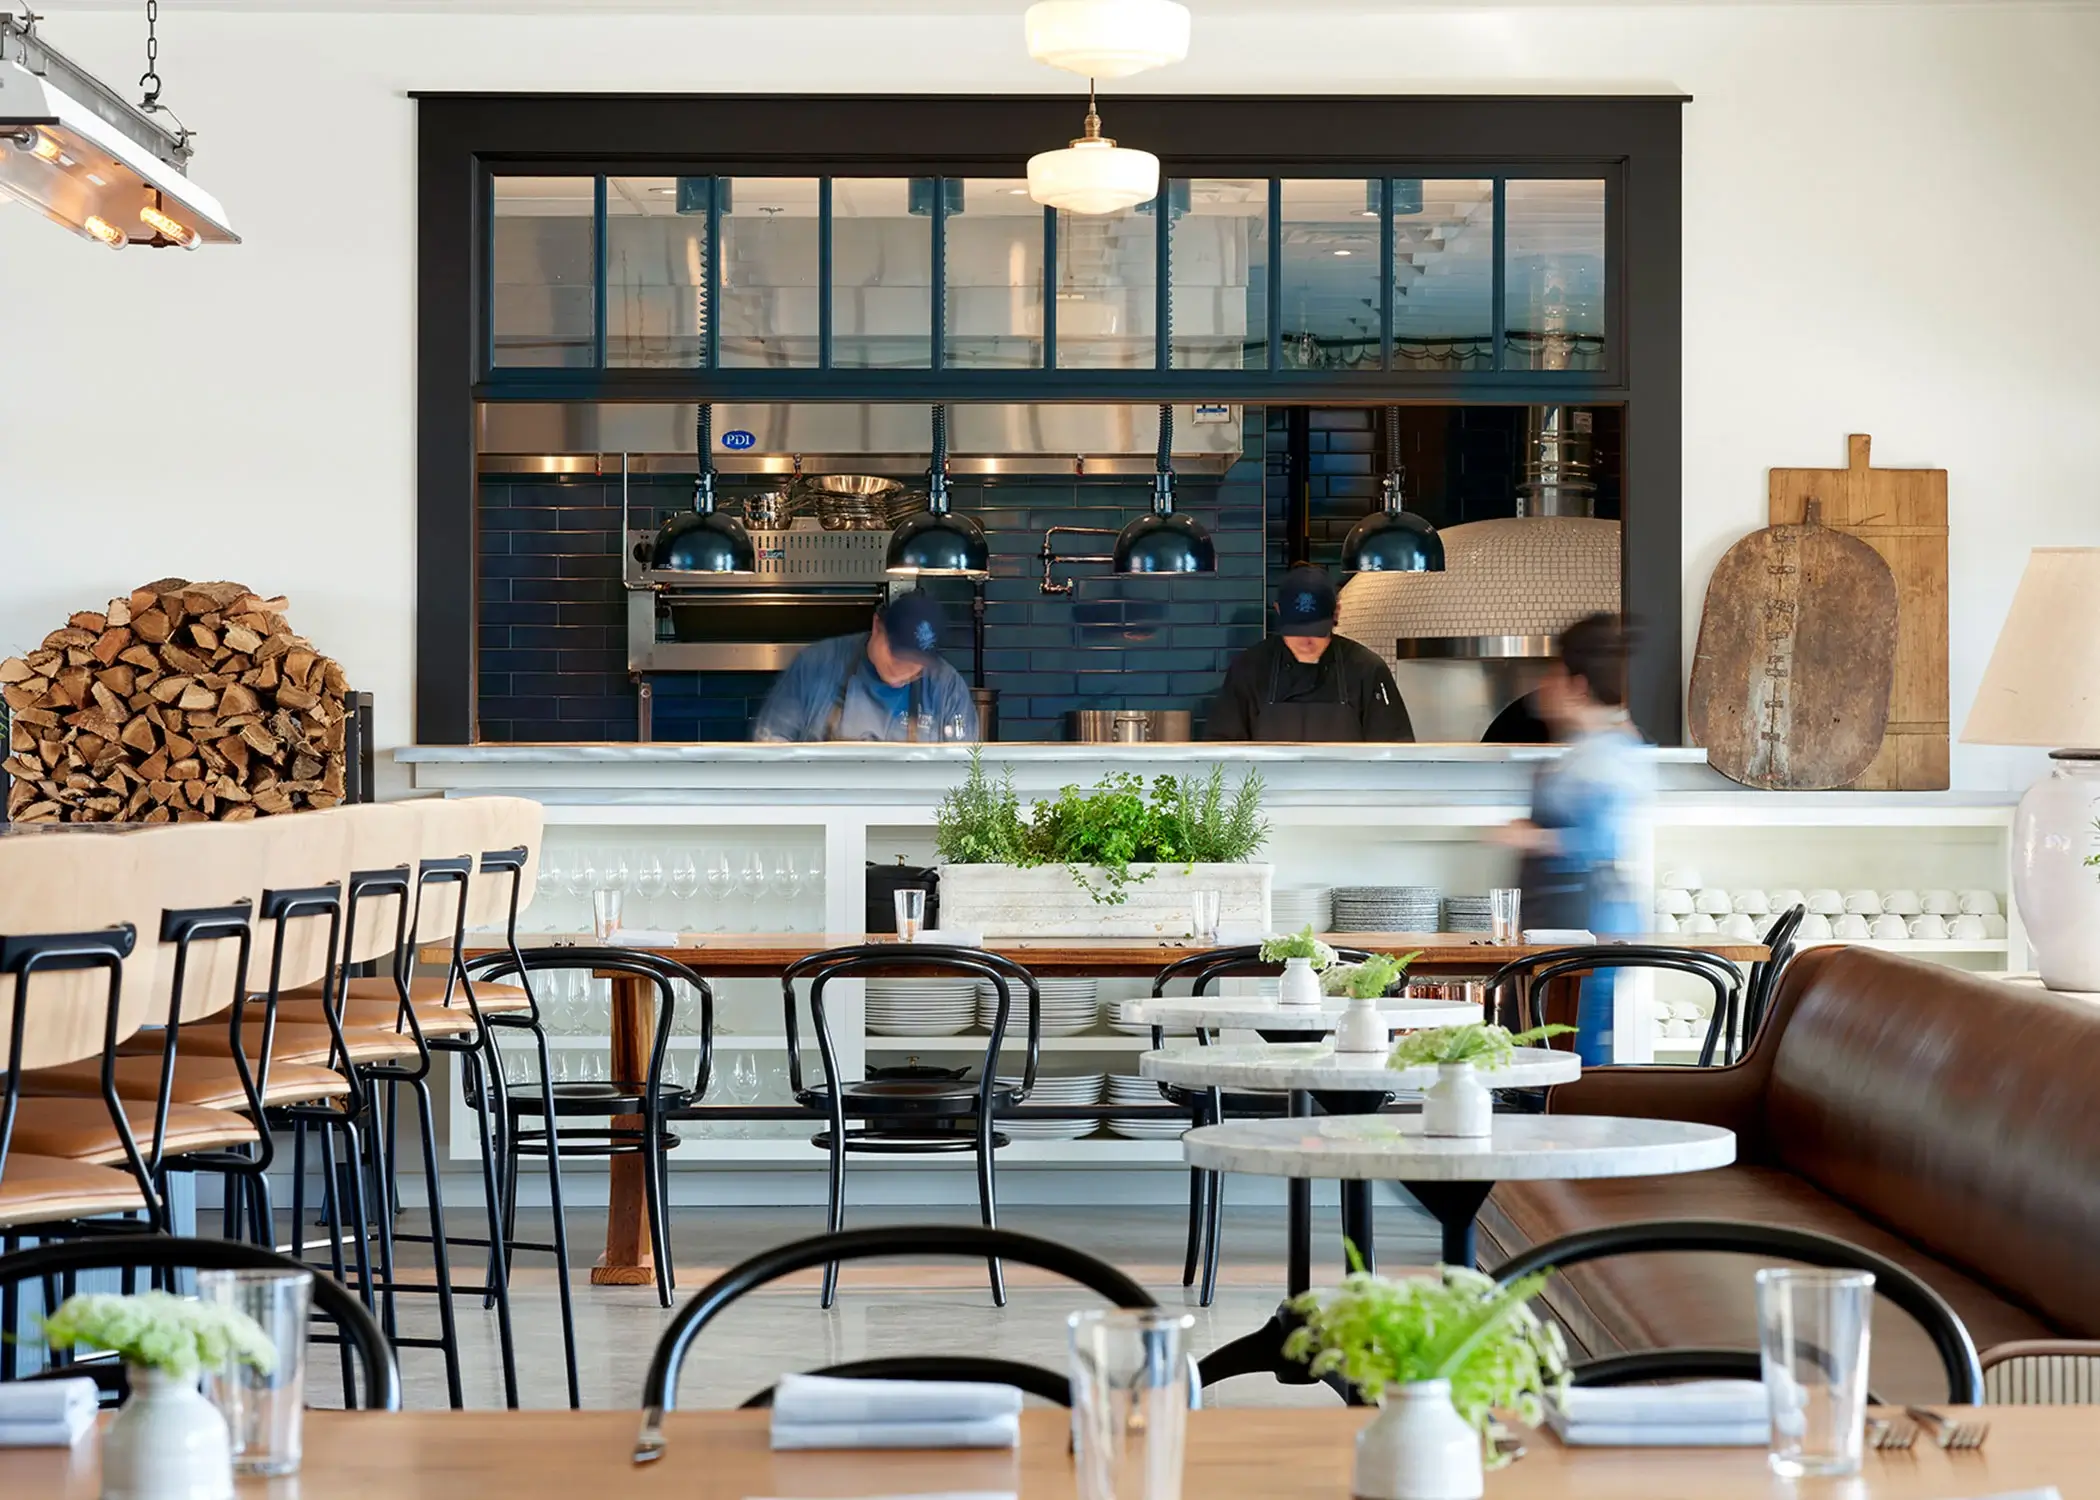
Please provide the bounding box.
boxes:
[1278,179,1381,370]
[491,177,595,368]
[831,178,932,370]
[1504,178,1607,372]
[720,177,821,368]
[1052,202,1156,370]
[1392,178,1494,372]
[605,176,706,369]
[944,178,1044,369]
[1170,180,1268,370]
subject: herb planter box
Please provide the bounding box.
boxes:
[939,862,1273,939]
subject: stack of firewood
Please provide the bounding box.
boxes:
[3,579,349,823]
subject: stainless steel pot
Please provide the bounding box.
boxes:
[1067,709,1194,743]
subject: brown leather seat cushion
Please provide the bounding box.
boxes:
[6,1097,258,1164]
[287,976,533,1013]
[0,1155,148,1229]
[20,1054,351,1108]
[1483,1166,2053,1404]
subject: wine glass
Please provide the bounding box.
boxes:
[726,1052,761,1138]
[564,853,598,936]
[704,851,735,930]
[669,853,700,932]
[635,851,666,928]
[738,849,768,911]
[600,851,631,896]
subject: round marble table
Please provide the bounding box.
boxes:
[1123,994,1478,1037]
[1139,1043,1582,1095]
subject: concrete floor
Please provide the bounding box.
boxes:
[352,1200,1439,1411]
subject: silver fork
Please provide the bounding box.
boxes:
[1868,1416,1916,1451]
[1903,1405,1990,1450]
[632,1405,667,1465]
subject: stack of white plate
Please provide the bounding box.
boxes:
[977,978,1099,1037]
[1106,1074,1190,1139]
[1102,999,1197,1037]
[994,1070,1103,1140]
[1272,886,1333,933]
[1441,895,1494,933]
[865,977,978,1036]
[1331,885,1441,933]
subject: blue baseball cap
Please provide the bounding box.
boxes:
[1276,565,1337,636]
[879,589,947,661]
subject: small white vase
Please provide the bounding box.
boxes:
[1278,956,1322,1007]
[1333,995,1389,1054]
[1421,1063,1493,1138]
[2012,754,2100,992]
[1353,1379,1484,1500]
[101,1366,235,1500]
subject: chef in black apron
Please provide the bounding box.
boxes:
[1205,565,1414,742]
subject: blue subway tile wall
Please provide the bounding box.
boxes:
[476,411,1270,742]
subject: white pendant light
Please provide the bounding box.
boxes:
[1024,0,1190,79]
[1027,88,1159,214]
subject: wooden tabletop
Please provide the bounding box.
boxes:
[434,933,1767,978]
[2,1407,2083,1498]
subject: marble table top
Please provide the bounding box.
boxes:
[1122,995,1480,1034]
[1181,1113,1736,1182]
[1139,1043,1582,1094]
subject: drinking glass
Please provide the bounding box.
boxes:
[1757,1268,1874,1478]
[565,853,598,900]
[635,852,666,925]
[198,1268,312,1477]
[704,852,736,929]
[770,853,803,901]
[1069,1309,1195,1500]
[669,853,701,931]
[724,1051,761,1139]
[1189,889,1221,944]
[1489,887,1522,943]
[738,850,768,906]
[894,887,927,942]
[592,888,624,940]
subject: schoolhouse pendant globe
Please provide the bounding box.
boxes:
[1024,0,1191,80]
[1028,96,1158,215]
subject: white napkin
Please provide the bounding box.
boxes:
[606,930,682,948]
[1545,1381,1768,1448]
[0,1377,98,1447]
[915,928,985,947]
[769,1374,1022,1451]
[1523,929,1597,945]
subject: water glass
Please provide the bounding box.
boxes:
[1489,887,1522,943]
[592,887,625,940]
[1757,1268,1874,1478]
[1188,889,1221,945]
[894,887,928,942]
[1069,1309,1195,1500]
[198,1268,311,1476]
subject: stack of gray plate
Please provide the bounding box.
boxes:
[1331,885,1441,933]
[1106,1075,1189,1140]
[994,1070,1103,1140]
[1272,886,1333,933]
[978,978,1098,1037]
[1441,895,1495,934]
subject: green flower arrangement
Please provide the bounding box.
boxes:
[1286,1262,1568,1463]
[1322,951,1423,1000]
[1388,1022,1574,1072]
[40,1292,276,1379]
[1258,924,1338,969]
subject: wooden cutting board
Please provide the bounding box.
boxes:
[1768,435,1950,789]
[1688,504,1899,790]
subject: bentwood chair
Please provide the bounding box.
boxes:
[1490,1219,1984,1403]
[777,944,1041,1309]
[1485,945,1746,1067]
[1740,903,1807,1047]
[639,1226,1155,1427]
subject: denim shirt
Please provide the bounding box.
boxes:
[750,633,979,743]
[1527,721,1652,935]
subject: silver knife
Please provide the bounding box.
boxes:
[632,1405,666,1465]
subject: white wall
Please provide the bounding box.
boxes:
[6,1,2097,789]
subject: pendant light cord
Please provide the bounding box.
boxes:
[1382,406,1406,514]
[139,0,159,108]
[929,403,950,514]
[694,403,716,515]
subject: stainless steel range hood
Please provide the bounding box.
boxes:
[477,401,1243,477]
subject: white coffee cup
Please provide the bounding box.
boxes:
[1797,912,1833,940]
[1756,912,1783,939]
[1922,889,1960,916]
[1869,914,1909,941]
[1947,914,1988,941]
[1681,912,1719,934]
[1719,913,1758,940]
[1654,912,1681,933]
[1655,888,1696,916]
[1845,889,1884,915]
[1907,914,1949,940]
[1661,867,1704,892]
[1732,889,1771,916]
[1695,888,1734,916]
[1981,913,2009,938]
[1960,890,2001,916]
[1806,889,1845,915]
[1768,889,1807,912]
[1882,889,1923,916]
[1832,914,1872,941]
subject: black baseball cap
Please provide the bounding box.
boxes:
[879,589,947,662]
[1275,565,1337,636]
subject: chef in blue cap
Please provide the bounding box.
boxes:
[752,589,979,743]
[1207,564,1414,742]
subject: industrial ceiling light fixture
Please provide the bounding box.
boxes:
[1113,403,1215,575]
[1342,407,1446,574]
[0,6,237,248]
[1023,0,1190,79]
[650,404,756,574]
[1026,81,1158,215]
[886,404,991,577]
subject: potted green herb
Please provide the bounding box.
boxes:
[934,752,1271,937]
[1387,1023,1573,1138]
[41,1291,276,1500]
[1286,1263,1568,1500]
[1322,951,1422,1053]
[1257,923,1337,1005]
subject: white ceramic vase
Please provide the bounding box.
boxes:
[1332,994,1388,1054]
[1421,1063,1492,1138]
[1352,1379,1484,1500]
[101,1366,235,1500]
[1278,956,1322,1007]
[2012,754,2100,992]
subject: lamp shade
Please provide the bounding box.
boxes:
[1961,547,2100,747]
[1342,510,1446,574]
[1024,0,1190,79]
[651,510,755,574]
[886,509,990,577]
[1112,510,1214,576]
[1028,137,1159,215]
